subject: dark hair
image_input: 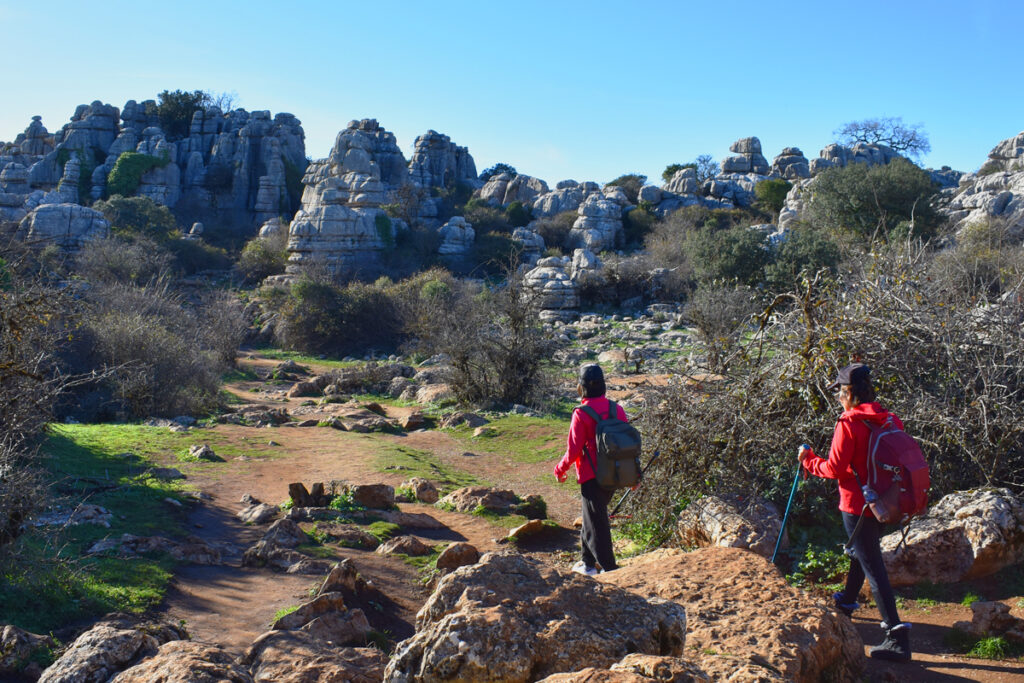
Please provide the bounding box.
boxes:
[579,364,606,398]
[847,377,876,404]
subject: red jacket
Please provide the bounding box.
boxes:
[802,402,904,515]
[554,397,629,484]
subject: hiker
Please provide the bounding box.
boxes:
[798,363,912,662]
[554,364,625,576]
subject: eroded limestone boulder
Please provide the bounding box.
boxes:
[108,640,253,683]
[538,654,714,682]
[437,216,474,256]
[384,552,687,682]
[477,172,549,207]
[568,194,623,252]
[601,548,862,682]
[438,486,520,514]
[881,488,1024,585]
[408,130,476,190]
[16,203,109,250]
[523,256,579,321]
[771,147,811,179]
[242,630,387,683]
[676,494,783,558]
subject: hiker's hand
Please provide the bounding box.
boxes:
[556,472,568,483]
[797,444,812,462]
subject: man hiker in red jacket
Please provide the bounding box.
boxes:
[554,364,626,576]
[799,363,912,662]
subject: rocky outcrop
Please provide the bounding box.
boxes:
[721,136,769,175]
[286,121,392,273]
[0,625,54,680]
[523,256,580,322]
[512,226,545,263]
[242,630,387,683]
[108,641,253,683]
[568,194,623,251]
[401,477,439,504]
[38,615,186,683]
[771,146,811,179]
[810,142,899,174]
[881,488,1024,585]
[408,130,477,190]
[14,116,55,156]
[16,203,109,250]
[537,655,715,682]
[676,494,783,558]
[438,486,521,514]
[477,172,549,207]
[437,216,475,256]
[384,552,687,682]
[602,548,863,682]
[436,542,480,573]
[661,167,698,195]
[532,180,601,217]
[946,131,1024,238]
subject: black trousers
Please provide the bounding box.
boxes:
[842,511,901,627]
[580,478,617,571]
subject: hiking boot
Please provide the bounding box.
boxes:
[869,622,911,662]
[832,592,860,617]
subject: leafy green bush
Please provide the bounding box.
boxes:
[683,224,770,285]
[506,201,531,228]
[153,89,209,140]
[785,544,851,587]
[106,151,170,198]
[463,199,512,233]
[94,195,178,241]
[237,232,288,284]
[806,158,940,243]
[532,210,577,253]
[622,205,660,246]
[754,178,792,216]
[164,237,232,274]
[764,225,841,291]
[472,231,518,271]
[606,173,647,204]
[661,163,694,184]
[479,163,516,182]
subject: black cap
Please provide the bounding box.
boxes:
[828,363,871,390]
[579,364,604,385]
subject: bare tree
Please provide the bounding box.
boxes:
[834,116,931,160]
[695,154,720,184]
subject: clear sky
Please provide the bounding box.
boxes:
[2,0,1021,186]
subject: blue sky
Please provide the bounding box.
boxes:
[2,0,1020,185]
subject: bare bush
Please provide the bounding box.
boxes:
[684,284,759,372]
[577,253,687,307]
[74,236,174,285]
[630,245,1024,541]
[532,210,577,253]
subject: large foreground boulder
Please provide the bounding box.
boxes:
[242,630,387,683]
[38,615,186,683]
[600,548,863,682]
[384,552,686,682]
[108,640,253,682]
[537,654,713,682]
[676,494,782,558]
[881,488,1024,585]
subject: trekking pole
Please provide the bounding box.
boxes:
[610,450,660,519]
[771,452,806,564]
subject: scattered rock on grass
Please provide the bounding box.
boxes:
[316,522,380,549]
[401,477,439,504]
[187,444,223,462]
[148,467,185,481]
[262,519,308,548]
[377,535,433,557]
[241,631,386,683]
[0,625,54,680]
[508,519,547,541]
[349,484,395,509]
[953,601,1024,642]
[435,542,479,572]
[87,535,221,565]
[238,503,279,524]
[439,411,489,429]
[437,486,519,513]
[401,412,426,431]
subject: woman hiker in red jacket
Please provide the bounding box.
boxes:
[799,363,911,662]
[553,364,626,576]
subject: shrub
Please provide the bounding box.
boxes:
[479,163,517,182]
[462,199,511,234]
[576,252,687,307]
[683,224,770,286]
[374,213,394,248]
[928,219,1024,299]
[806,157,940,243]
[506,201,531,228]
[74,236,174,285]
[626,245,1024,543]
[684,284,759,371]
[622,205,660,246]
[237,231,288,284]
[764,225,841,292]
[105,151,171,198]
[754,178,792,217]
[532,210,577,252]
[164,237,232,274]
[662,163,694,184]
[606,174,647,204]
[472,232,518,272]
[93,195,178,241]
[153,89,209,141]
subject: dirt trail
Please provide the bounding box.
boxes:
[155,354,1023,680]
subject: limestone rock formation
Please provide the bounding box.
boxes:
[538,655,714,682]
[810,142,900,174]
[568,194,623,251]
[771,146,811,179]
[437,486,521,514]
[477,172,550,207]
[436,542,480,572]
[0,625,54,680]
[661,167,698,195]
[523,256,580,321]
[532,180,601,217]
[946,131,1024,238]
[14,116,55,156]
[408,130,477,190]
[108,640,253,683]
[384,552,687,682]
[721,136,769,175]
[16,203,109,249]
[286,122,391,273]
[401,477,439,504]
[377,535,434,557]
[881,488,1024,585]
[437,216,475,256]
[38,615,187,683]
[512,226,545,263]
[601,548,862,682]
[676,494,783,558]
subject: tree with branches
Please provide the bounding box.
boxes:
[834,116,931,160]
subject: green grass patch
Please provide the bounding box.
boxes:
[357,437,484,489]
[272,604,300,624]
[946,630,1024,660]
[366,521,401,542]
[471,505,528,530]
[296,544,337,560]
[785,544,851,588]
[447,414,565,464]
[614,520,671,558]
[253,347,362,370]
[223,366,260,382]
[962,591,983,607]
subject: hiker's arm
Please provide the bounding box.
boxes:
[554,411,584,480]
[615,404,628,423]
[802,420,855,480]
